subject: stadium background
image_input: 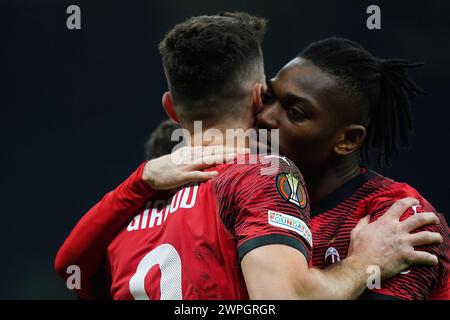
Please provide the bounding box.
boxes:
[1,0,449,299]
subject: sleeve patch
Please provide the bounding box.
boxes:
[268,210,312,248]
[276,172,308,209]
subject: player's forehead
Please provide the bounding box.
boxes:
[272,57,337,95]
[269,57,339,114]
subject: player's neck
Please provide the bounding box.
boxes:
[305,157,361,204]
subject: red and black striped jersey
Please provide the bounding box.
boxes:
[310,168,449,300]
[106,154,311,299]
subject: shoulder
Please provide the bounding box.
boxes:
[362,174,437,215]
[361,175,449,235]
[213,153,302,185]
[212,153,308,210]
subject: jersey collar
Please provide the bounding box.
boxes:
[311,168,379,218]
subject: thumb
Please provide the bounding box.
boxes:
[185,171,219,184]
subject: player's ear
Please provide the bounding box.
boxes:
[162,91,180,124]
[334,124,366,156]
[251,83,265,114]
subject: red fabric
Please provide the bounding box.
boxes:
[214,154,311,254]
[106,154,310,299]
[311,174,449,300]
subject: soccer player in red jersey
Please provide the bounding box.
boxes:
[55,14,443,300]
[257,37,449,299]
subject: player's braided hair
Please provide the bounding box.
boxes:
[299,37,425,167]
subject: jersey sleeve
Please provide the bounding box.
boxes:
[216,155,312,261]
[54,162,156,299]
[365,185,449,300]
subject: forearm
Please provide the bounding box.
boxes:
[297,255,368,300]
[54,162,155,297]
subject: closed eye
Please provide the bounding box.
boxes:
[286,105,306,120]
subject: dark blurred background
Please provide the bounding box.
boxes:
[1,0,449,299]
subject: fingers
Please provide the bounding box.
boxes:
[408,231,444,246]
[209,146,249,154]
[406,250,439,266]
[200,146,249,160]
[184,171,219,183]
[383,197,420,220]
[191,145,249,157]
[401,212,440,232]
[192,147,249,166]
[195,152,241,168]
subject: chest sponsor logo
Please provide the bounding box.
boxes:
[268,210,312,247]
[276,172,308,209]
[324,247,341,267]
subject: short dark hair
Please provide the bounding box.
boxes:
[299,37,424,167]
[145,119,182,160]
[159,12,267,121]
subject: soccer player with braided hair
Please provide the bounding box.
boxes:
[55,15,446,300]
[258,37,449,299]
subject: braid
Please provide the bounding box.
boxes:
[299,37,424,167]
[365,59,424,166]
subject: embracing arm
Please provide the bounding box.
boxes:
[241,244,368,299]
[54,146,244,299]
[241,198,443,300]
